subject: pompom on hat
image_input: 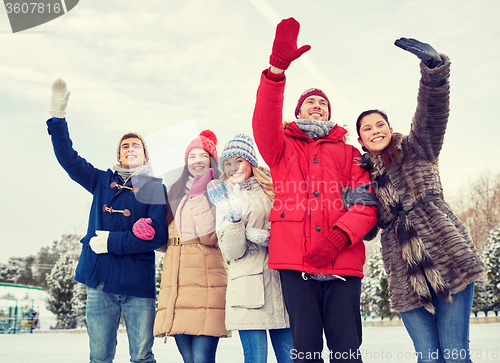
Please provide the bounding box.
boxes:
[294,88,331,121]
[221,133,258,167]
[184,129,218,165]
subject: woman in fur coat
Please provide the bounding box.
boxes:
[356,38,486,363]
[207,134,293,363]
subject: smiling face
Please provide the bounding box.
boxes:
[118,137,147,169]
[297,95,329,121]
[187,148,210,176]
[357,113,393,155]
[223,157,253,184]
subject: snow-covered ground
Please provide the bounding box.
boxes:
[1,285,499,362]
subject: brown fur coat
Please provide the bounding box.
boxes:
[358,55,485,313]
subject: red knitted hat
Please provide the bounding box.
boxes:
[294,88,331,121]
[184,129,218,166]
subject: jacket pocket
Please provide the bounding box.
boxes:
[75,242,97,279]
[269,198,307,222]
[118,254,154,291]
[227,273,265,308]
[268,200,308,262]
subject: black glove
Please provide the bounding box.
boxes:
[395,37,443,69]
[340,183,378,211]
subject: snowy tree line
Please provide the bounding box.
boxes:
[1,173,500,327]
[443,172,500,317]
[0,234,85,329]
[361,224,500,319]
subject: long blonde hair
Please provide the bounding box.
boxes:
[221,165,274,201]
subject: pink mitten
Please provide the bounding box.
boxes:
[269,17,311,70]
[133,218,155,240]
[189,168,214,198]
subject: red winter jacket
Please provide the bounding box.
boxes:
[252,70,377,277]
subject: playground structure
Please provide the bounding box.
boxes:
[0,283,41,334]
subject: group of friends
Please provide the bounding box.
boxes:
[46,17,486,363]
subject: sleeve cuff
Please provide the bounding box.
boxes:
[264,68,285,82]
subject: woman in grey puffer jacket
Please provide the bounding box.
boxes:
[356,38,486,363]
[208,134,293,363]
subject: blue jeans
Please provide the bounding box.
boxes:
[174,334,220,363]
[86,283,156,363]
[239,328,294,363]
[400,282,475,363]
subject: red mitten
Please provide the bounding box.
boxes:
[133,218,155,240]
[269,17,311,70]
[189,168,214,198]
[304,229,349,268]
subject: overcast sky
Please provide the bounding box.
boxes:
[1,0,499,264]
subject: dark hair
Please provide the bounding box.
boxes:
[166,155,220,227]
[356,109,400,169]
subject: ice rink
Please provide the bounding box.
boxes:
[1,322,498,363]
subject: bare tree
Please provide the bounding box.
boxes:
[450,172,500,253]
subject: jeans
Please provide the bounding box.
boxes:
[174,334,220,363]
[280,270,363,363]
[400,282,475,363]
[86,283,156,363]
[239,328,294,363]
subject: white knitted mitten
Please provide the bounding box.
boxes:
[207,180,243,223]
[246,228,270,247]
[50,78,71,118]
[89,231,109,254]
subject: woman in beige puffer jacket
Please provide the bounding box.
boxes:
[154,130,229,363]
[209,134,293,363]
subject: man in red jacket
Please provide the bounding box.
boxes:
[252,18,377,363]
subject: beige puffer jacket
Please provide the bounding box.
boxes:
[216,177,290,330]
[154,192,229,337]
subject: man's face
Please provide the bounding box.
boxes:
[118,138,147,169]
[297,95,329,121]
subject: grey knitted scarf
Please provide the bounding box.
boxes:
[295,119,335,140]
[113,163,153,184]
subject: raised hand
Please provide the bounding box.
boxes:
[189,168,214,199]
[50,78,71,118]
[207,180,243,223]
[395,37,443,69]
[269,17,311,71]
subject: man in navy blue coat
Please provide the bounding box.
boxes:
[47,78,168,363]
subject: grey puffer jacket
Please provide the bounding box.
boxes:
[358,55,486,314]
[216,177,290,330]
